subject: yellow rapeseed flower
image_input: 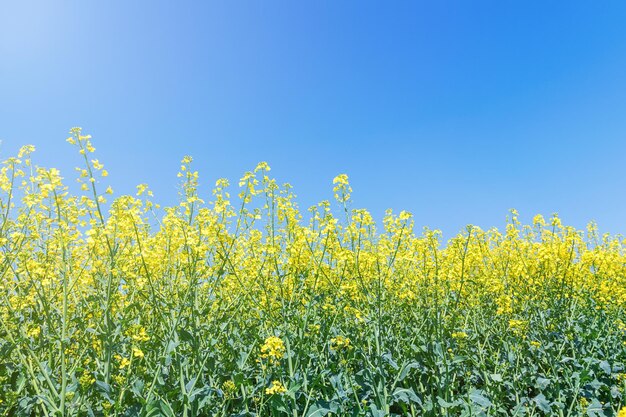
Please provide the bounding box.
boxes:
[330,335,352,351]
[260,336,285,365]
[265,380,287,395]
[451,331,468,340]
[132,347,144,359]
[222,380,237,397]
[116,354,131,369]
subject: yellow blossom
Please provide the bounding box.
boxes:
[330,335,352,350]
[265,380,287,395]
[260,336,285,364]
[132,347,144,359]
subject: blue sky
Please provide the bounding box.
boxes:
[1,1,626,238]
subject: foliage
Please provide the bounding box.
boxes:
[0,129,625,416]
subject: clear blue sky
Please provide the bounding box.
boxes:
[2,1,626,238]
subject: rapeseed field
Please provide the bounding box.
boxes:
[1,129,625,416]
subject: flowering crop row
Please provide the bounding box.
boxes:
[0,129,625,416]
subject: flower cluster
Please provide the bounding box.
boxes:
[265,380,287,395]
[259,336,286,365]
[330,335,352,351]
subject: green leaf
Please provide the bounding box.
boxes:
[397,361,419,381]
[586,399,604,417]
[148,399,175,417]
[490,373,503,382]
[535,377,550,390]
[469,389,492,408]
[599,360,611,375]
[179,328,195,343]
[437,397,457,408]
[392,387,421,405]
[95,380,111,397]
[532,394,551,413]
[369,404,387,417]
[304,400,338,417]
